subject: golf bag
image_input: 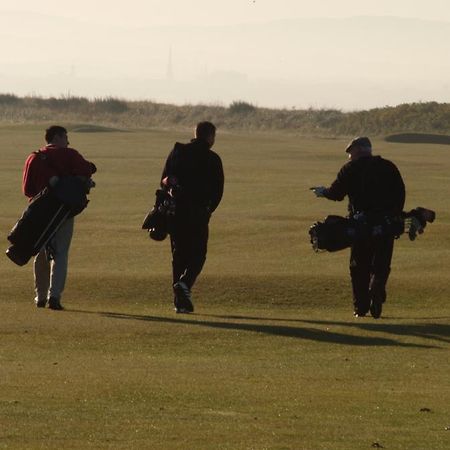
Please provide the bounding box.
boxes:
[142,188,177,241]
[6,176,93,266]
[309,207,435,252]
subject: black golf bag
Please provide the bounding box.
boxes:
[142,188,177,241]
[6,177,93,266]
[309,215,362,252]
[309,207,435,252]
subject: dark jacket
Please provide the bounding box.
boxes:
[161,138,224,213]
[324,155,405,217]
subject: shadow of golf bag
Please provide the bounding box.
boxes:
[6,177,93,266]
[142,188,177,241]
[309,207,435,252]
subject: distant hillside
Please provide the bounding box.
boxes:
[0,94,449,137]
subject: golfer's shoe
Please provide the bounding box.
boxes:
[175,305,193,314]
[35,298,47,308]
[370,299,383,319]
[48,297,64,311]
[173,282,194,313]
[172,296,188,314]
[353,307,368,318]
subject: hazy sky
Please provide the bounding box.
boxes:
[4,0,450,25]
[2,1,450,109]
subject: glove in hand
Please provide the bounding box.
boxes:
[310,186,327,198]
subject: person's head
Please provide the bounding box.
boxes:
[195,121,216,147]
[45,125,69,147]
[345,136,372,161]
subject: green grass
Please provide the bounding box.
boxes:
[0,125,449,449]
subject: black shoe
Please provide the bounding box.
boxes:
[353,302,369,317]
[35,299,47,308]
[175,306,193,314]
[48,297,64,310]
[370,300,382,319]
[172,296,191,314]
[353,307,368,318]
[173,282,194,313]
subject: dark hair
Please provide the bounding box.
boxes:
[195,121,216,140]
[45,125,67,143]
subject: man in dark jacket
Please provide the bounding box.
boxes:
[22,125,96,310]
[161,121,224,313]
[312,137,405,318]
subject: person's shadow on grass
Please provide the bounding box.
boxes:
[70,309,441,349]
[199,313,450,346]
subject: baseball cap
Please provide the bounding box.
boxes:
[345,136,372,153]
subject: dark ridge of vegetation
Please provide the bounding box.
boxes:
[385,133,450,145]
[92,97,128,113]
[69,124,125,133]
[0,94,22,105]
[25,96,128,113]
[229,101,257,115]
[1,94,450,136]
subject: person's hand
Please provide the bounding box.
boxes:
[310,186,327,198]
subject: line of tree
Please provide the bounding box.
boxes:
[1,94,449,136]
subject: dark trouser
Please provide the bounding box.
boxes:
[169,216,209,290]
[349,235,394,314]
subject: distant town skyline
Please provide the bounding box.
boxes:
[1,1,450,110]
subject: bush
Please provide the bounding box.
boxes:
[93,97,128,113]
[0,94,21,105]
[229,101,256,115]
[27,96,89,111]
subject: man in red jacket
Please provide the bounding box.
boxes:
[22,125,96,310]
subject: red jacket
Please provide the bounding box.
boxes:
[22,145,95,198]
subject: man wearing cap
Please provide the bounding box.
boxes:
[311,137,405,318]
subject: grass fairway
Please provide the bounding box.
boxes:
[0,125,449,450]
